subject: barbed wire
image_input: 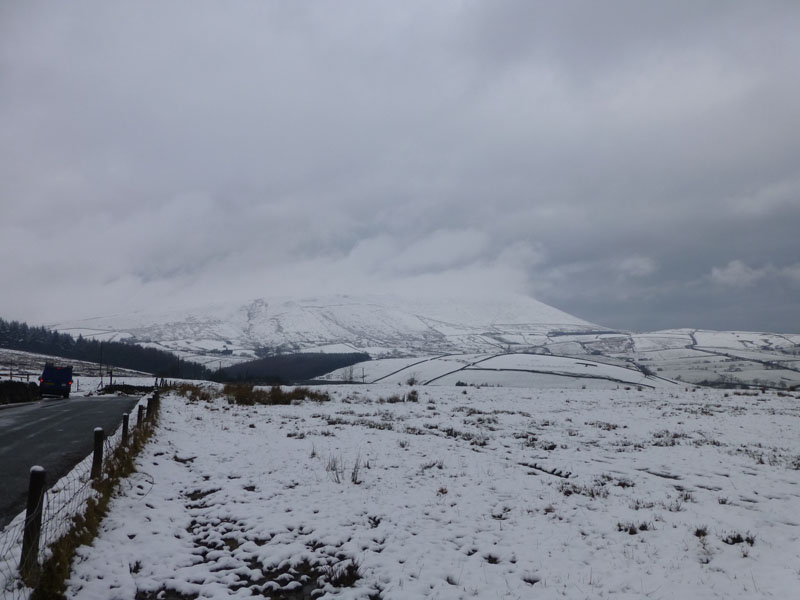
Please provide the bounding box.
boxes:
[0,394,155,599]
[39,461,94,563]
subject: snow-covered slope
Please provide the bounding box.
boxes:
[322,352,676,390]
[49,294,599,366]
[45,295,800,389]
[570,329,800,389]
[333,329,799,390]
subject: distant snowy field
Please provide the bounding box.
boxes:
[48,293,800,390]
[65,385,800,599]
[322,353,675,389]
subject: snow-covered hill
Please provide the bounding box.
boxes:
[49,294,599,366]
[322,352,676,390]
[324,330,800,390]
[45,294,800,389]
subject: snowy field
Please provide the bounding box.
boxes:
[322,353,674,390]
[65,384,800,599]
[319,328,800,391]
[0,348,151,396]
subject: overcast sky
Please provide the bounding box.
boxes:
[2,1,799,333]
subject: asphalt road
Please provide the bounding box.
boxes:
[0,395,141,530]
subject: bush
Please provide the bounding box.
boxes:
[0,381,40,404]
[169,383,217,402]
[224,384,330,405]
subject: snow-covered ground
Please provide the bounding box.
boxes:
[322,353,675,390]
[65,384,800,599]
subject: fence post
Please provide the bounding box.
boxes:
[20,466,46,579]
[121,413,129,446]
[91,428,104,479]
[137,405,144,428]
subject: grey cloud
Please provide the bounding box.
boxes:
[711,261,800,289]
[1,1,799,332]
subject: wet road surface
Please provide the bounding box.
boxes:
[0,395,140,529]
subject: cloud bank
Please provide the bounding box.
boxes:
[1,1,799,332]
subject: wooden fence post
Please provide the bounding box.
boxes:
[20,466,46,579]
[121,413,129,446]
[91,428,104,479]
[137,405,144,428]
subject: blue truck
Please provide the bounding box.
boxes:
[39,363,73,398]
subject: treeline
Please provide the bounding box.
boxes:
[0,317,211,379]
[0,317,373,384]
[218,352,370,384]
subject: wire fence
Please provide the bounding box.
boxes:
[0,393,157,599]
